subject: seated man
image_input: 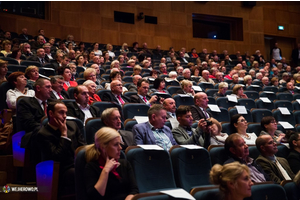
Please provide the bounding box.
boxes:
[66,85,100,124]
[285,81,297,94]
[163,98,177,119]
[255,135,295,184]
[102,80,130,105]
[36,101,85,195]
[28,48,50,65]
[49,75,69,101]
[133,104,177,151]
[224,134,270,183]
[18,78,52,148]
[199,70,215,84]
[128,75,142,92]
[172,106,210,148]
[101,107,136,149]
[130,79,162,105]
[190,92,211,121]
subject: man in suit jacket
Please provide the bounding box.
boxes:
[255,135,295,184]
[172,106,210,148]
[163,98,177,119]
[49,75,69,101]
[284,81,297,95]
[18,78,52,148]
[66,85,100,124]
[19,28,34,42]
[133,104,177,151]
[35,101,85,195]
[128,75,142,92]
[28,48,50,65]
[130,79,162,105]
[101,107,135,149]
[224,134,270,183]
[190,92,212,121]
[102,80,130,106]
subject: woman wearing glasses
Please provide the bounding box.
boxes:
[260,116,286,144]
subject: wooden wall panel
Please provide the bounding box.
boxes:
[153,36,172,50]
[154,24,170,37]
[171,2,185,12]
[101,17,119,31]
[249,20,264,33]
[59,1,81,11]
[119,33,137,46]
[81,13,101,30]
[250,33,264,45]
[276,11,290,24]
[60,27,81,41]
[153,2,171,12]
[81,2,101,14]
[154,12,170,25]
[59,11,80,27]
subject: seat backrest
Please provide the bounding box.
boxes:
[276,144,290,159]
[206,89,218,97]
[272,109,296,126]
[85,118,105,144]
[131,193,170,200]
[92,101,121,116]
[193,188,221,200]
[246,183,288,200]
[293,110,300,124]
[248,145,260,160]
[255,99,274,111]
[244,90,260,100]
[75,149,88,200]
[208,97,216,105]
[170,146,212,191]
[123,103,150,119]
[96,89,111,99]
[282,181,300,200]
[276,92,293,101]
[246,86,262,93]
[216,97,237,109]
[263,86,278,93]
[259,91,276,101]
[167,86,181,96]
[173,95,194,107]
[229,108,253,122]
[274,100,293,112]
[207,108,230,123]
[124,119,138,132]
[251,108,273,123]
[237,98,256,110]
[292,101,300,111]
[247,123,262,137]
[208,146,228,166]
[126,147,176,193]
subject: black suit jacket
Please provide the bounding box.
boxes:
[18,97,46,148]
[28,55,50,64]
[130,94,151,104]
[36,121,85,173]
[66,102,100,123]
[291,48,300,66]
[19,34,33,41]
[102,92,130,105]
[49,90,70,101]
[119,130,136,149]
[190,105,212,121]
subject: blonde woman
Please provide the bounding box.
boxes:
[25,65,40,88]
[84,127,138,200]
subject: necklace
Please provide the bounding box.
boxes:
[239,133,251,140]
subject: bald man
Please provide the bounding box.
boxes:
[190,92,212,121]
[102,80,130,105]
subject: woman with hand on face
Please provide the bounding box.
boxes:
[210,162,253,200]
[260,116,286,144]
[84,127,138,200]
[232,84,248,99]
[230,114,257,145]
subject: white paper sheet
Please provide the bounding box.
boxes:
[169,118,179,129]
[208,104,221,112]
[160,188,196,200]
[251,85,260,87]
[133,116,149,124]
[235,105,247,114]
[260,97,271,103]
[278,107,291,115]
[296,99,300,104]
[178,94,191,97]
[263,91,274,94]
[137,145,164,150]
[227,95,238,103]
[180,145,203,149]
[192,85,202,91]
[278,121,294,129]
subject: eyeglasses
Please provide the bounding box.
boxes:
[237,119,247,123]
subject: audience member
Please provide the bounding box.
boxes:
[149,77,169,94]
[199,70,215,84]
[209,117,228,145]
[49,75,69,100]
[128,75,142,92]
[25,65,40,88]
[0,59,8,84]
[83,80,101,105]
[286,131,300,174]
[213,82,228,98]
[102,80,130,105]
[260,116,286,144]
[163,98,177,119]
[1,40,12,56]
[231,84,248,99]
[190,92,211,121]
[57,66,78,91]
[83,68,103,90]
[176,80,195,96]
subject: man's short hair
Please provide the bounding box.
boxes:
[175,105,191,118]
[169,71,177,78]
[33,78,48,91]
[47,100,65,120]
[147,104,165,119]
[183,68,190,74]
[101,107,119,123]
[225,133,242,156]
[50,75,64,84]
[137,79,149,87]
[256,136,267,153]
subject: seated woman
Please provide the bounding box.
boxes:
[106,43,115,59]
[190,48,199,58]
[149,77,169,94]
[83,80,101,105]
[286,131,300,174]
[11,48,23,64]
[270,77,280,88]
[191,66,200,78]
[176,80,195,97]
[210,162,253,200]
[84,68,103,90]
[260,116,286,144]
[92,42,102,56]
[232,84,248,99]
[1,40,12,56]
[230,114,257,145]
[127,59,136,68]
[213,82,228,98]
[6,71,35,110]
[131,65,142,76]
[105,71,128,94]
[76,55,85,68]
[209,117,228,145]
[25,65,40,88]
[117,55,126,65]
[84,127,138,200]
[57,66,78,91]
[120,43,130,54]
[0,59,8,84]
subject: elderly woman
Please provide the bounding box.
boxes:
[260,116,286,144]
[84,127,138,200]
[230,114,257,145]
[209,117,228,145]
[132,65,142,76]
[106,43,115,59]
[243,75,252,87]
[127,59,136,68]
[105,71,128,94]
[6,72,35,109]
[11,48,23,64]
[76,55,85,68]
[92,42,102,56]
[213,82,228,98]
[120,43,130,54]
[83,80,101,105]
[271,77,279,88]
[252,61,259,71]
[1,40,12,56]
[191,66,200,78]
[286,131,300,174]
[0,59,8,84]
[110,60,120,70]
[84,68,103,90]
[232,84,248,99]
[177,80,195,96]
[117,55,126,65]
[25,65,40,88]
[57,66,78,91]
[210,162,253,200]
[141,60,151,70]
[149,77,169,94]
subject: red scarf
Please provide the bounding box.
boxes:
[98,156,121,179]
